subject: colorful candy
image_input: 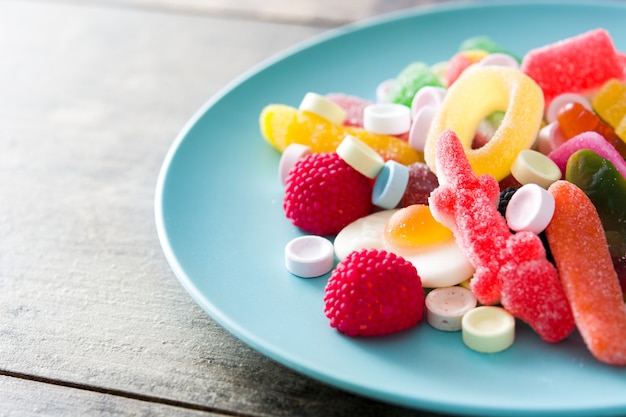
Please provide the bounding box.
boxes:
[592,78,626,142]
[386,62,444,107]
[259,104,422,165]
[428,130,574,342]
[546,180,626,366]
[521,28,624,106]
[424,65,544,181]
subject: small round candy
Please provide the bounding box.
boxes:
[410,85,446,116]
[536,122,566,155]
[511,149,562,189]
[408,105,437,153]
[477,53,520,69]
[299,92,347,125]
[372,160,410,209]
[336,134,385,179]
[545,92,591,124]
[278,143,312,184]
[462,306,515,353]
[285,235,335,278]
[376,79,395,103]
[426,286,477,331]
[363,103,411,135]
[505,183,556,234]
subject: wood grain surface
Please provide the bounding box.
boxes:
[0,0,454,416]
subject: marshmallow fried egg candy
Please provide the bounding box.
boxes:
[333,206,474,288]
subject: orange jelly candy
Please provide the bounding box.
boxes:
[384,204,453,250]
[260,104,423,166]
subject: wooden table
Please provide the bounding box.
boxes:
[0,1,531,416]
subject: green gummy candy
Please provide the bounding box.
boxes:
[565,149,626,258]
[387,62,444,107]
[458,36,521,62]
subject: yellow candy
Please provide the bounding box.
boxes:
[424,66,544,181]
[592,79,626,142]
[383,204,453,250]
[259,104,423,166]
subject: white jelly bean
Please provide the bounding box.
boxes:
[511,149,562,189]
[426,286,477,332]
[299,92,347,125]
[462,306,515,353]
[278,143,312,184]
[505,183,556,235]
[336,134,385,179]
[285,235,335,278]
[545,92,591,124]
[363,103,411,135]
[371,160,409,209]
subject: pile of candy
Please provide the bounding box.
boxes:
[260,28,626,366]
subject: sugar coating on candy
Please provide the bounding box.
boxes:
[459,36,521,62]
[592,78,626,142]
[425,65,544,181]
[259,104,422,166]
[283,153,373,236]
[326,93,373,128]
[548,131,626,180]
[521,28,624,106]
[546,180,626,365]
[428,130,574,342]
[444,50,489,87]
[400,162,439,207]
[323,248,424,336]
[387,62,444,107]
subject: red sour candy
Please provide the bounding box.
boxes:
[400,162,439,207]
[521,28,624,106]
[323,248,424,336]
[428,130,574,342]
[283,152,373,236]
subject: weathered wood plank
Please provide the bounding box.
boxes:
[0,1,448,416]
[0,374,220,417]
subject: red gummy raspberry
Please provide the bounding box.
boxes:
[323,249,424,336]
[283,152,373,236]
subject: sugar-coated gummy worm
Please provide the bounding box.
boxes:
[546,180,626,366]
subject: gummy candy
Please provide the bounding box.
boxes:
[400,162,439,207]
[425,65,544,181]
[444,50,489,86]
[565,149,626,291]
[521,28,624,106]
[259,104,422,165]
[546,180,626,366]
[383,204,453,250]
[459,36,521,62]
[556,101,626,159]
[428,130,574,342]
[592,78,626,142]
[326,93,372,128]
[548,131,626,180]
[386,62,444,107]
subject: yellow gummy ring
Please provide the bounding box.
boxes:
[424,66,544,181]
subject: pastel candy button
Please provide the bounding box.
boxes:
[545,92,591,124]
[336,134,385,179]
[376,79,395,103]
[299,92,347,125]
[372,160,409,209]
[278,143,312,184]
[408,105,437,152]
[511,149,562,189]
[537,122,566,155]
[285,235,335,278]
[425,286,477,331]
[462,306,515,353]
[363,103,411,135]
[410,85,446,116]
[505,183,555,234]
[477,53,520,69]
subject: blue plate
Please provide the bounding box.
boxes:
[155,2,626,416]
